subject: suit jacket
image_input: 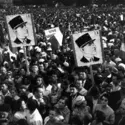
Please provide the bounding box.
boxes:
[14,38,31,45]
[80,56,100,63]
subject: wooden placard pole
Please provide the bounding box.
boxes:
[23,46,30,75]
[90,65,95,85]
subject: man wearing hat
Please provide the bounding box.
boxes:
[75,33,100,63]
[9,15,31,45]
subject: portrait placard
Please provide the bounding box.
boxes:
[6,13,36,47]
[72,30,103,67]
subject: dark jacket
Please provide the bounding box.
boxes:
[80,56,100,63]
[14,38,31,45]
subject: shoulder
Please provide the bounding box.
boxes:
[64,106,70,113]
[80,56,89,63]
[26,38,31,44]
[94,104,101,110]
[93,56,100,61]
[107,105,114,114]
[14,38,22,44]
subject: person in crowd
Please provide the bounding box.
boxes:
[91,110,105,125]
[1,3,125,125]
[78,70,92,91]
[1,83,12,98]
[54,97,70,123]
[0,66,7,83]
[75,79,87,96]
[72,95,92,125]
[0,94,11,125]
[44,107,64,125]
[93,93,115,125]
[13,98,28,122]
[27,98,43,125]
[70,115,83,125]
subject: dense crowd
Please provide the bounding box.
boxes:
[0,4,125,125]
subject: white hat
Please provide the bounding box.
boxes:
[51,24,55,28]
[102,36,107,41]
[47,47,52,51]
[108,43,114,47]
[57,67,65,73]
[110,39,115,43]
[28,46,33,51]
[75,95,85,105]
[103,26,108,31]
[41,51,47,57]
[108,32,112,36]
[102,41,107,48]
[3,61,8,65]
[115,57,122,63]
[35,46,39,50]
[63,61,69,67]
[4,51,9,54]
[19,49,24,53]
[118,63,125,70]
[39,42,46,47]
[47,42,51,46]
[36,47,41,52]
[51,54,57,60]
[39,58,45,63]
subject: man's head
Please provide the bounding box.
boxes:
[0,67,7,75]
[36,75,44,86]
[1,83,8,95]
[9,15,28,40]
[31,64,39,74]
[70,84,78,96]
[34,87,44,99]
[100,94,109,106]
[56,98,66,109]
[75,33,96,58]
[27,98,37,112]
[51,71,58,83]
[79,71,87,80]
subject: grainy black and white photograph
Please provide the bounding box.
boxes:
[0,0,124,125]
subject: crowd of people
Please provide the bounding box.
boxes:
[0,4,125,125]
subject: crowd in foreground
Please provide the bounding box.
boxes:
[0,4,125,125]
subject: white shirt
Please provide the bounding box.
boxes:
[27,109,43,125]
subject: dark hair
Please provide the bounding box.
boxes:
[70,115,83,125]
[95,110,105,122]
[4,96,12,106]
[100,93,109,100]
[16,119,29,125]
[16,98,27,111]
[27,98,38,112]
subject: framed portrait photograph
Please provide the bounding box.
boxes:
[72,30,104,67]
[5,13,36,48]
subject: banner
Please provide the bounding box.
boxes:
[6,13,36,48]
[45,27,63,46]
[72,30,103,67]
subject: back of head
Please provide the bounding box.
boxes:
[70,115,82,125]
[16,119,29,125]
[27,98,38,112]
[96,110,105,122]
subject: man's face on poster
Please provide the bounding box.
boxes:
[15,24,28,40]
[81,42,97,58]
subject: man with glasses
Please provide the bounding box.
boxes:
[93,93,115,125]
